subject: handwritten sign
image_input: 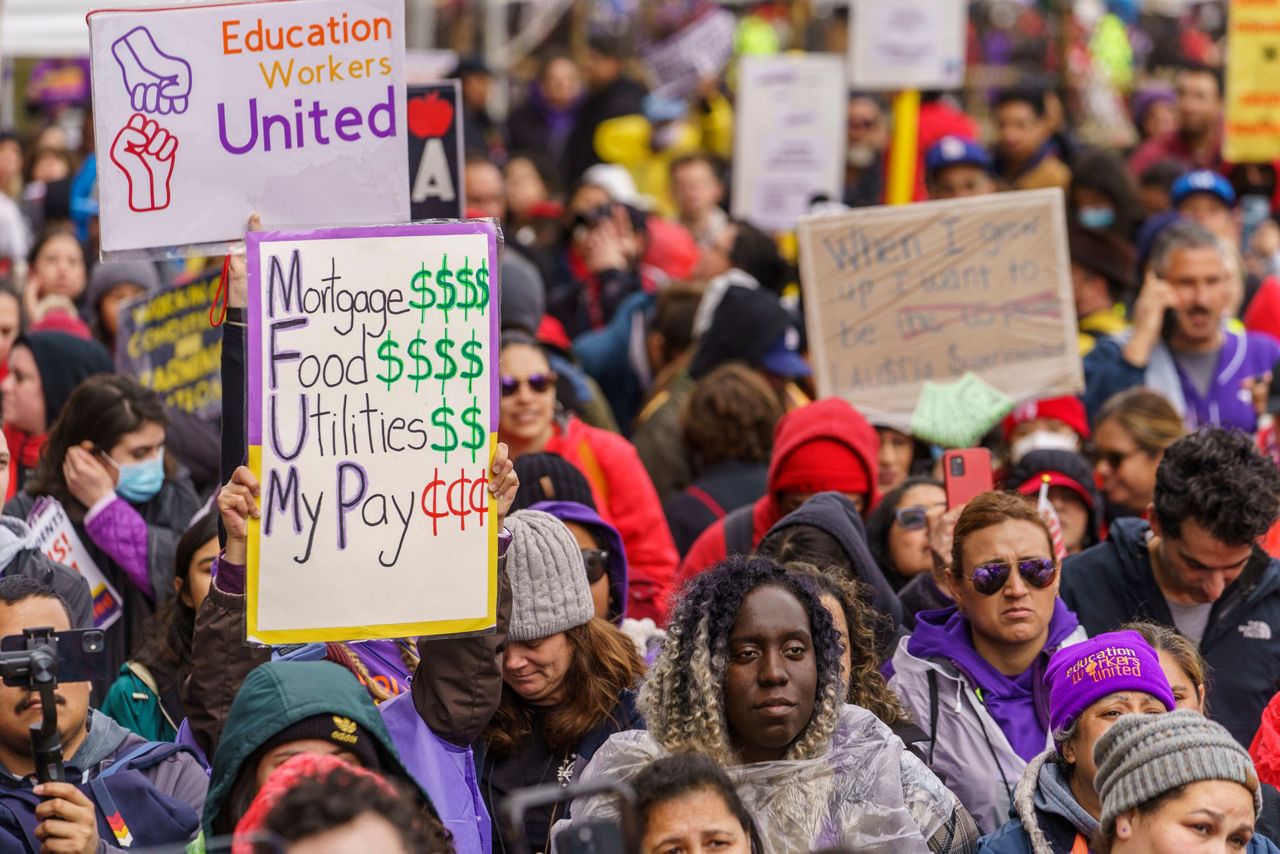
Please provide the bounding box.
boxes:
[1224,0,1280,163]
[116,269,223,420]
[88,0,409,255]
[246,222,499,643]
[26,498,123,630]
[797,189,1082,433]
[407,82,464,221]
[731,55,846,234]
[849,0,966,90]
[641,9,736,102]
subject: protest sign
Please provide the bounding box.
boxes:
[848,0,966,91]
[26,498,123,630]
[88,0,409,255]
[731,55,846,234]
[116,269,223,420]
[407,81,464,221]
[246,221,499,643]
[641,8,736,102]
[798,189,1082,433]
[1224,0,1280,163]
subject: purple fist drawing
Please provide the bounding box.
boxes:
[111,26,191,115]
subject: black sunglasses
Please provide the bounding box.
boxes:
[582,549,609,583]
[500,372,556,397]
[894,505,929,531]
[1088,446,1143,470]
[965,557,1058,596]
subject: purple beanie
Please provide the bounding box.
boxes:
[1045,630,1175,748]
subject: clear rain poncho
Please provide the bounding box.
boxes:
[562,704,939,853]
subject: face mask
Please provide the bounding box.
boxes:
[107,449,165,503]
[1078,207,1116,229]
[847,144,877,169]
[1010,430,1080,465]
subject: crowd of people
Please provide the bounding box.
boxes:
[0,1,1278,852]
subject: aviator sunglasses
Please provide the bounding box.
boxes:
[500,372,556,397]
[965,557,1058,596]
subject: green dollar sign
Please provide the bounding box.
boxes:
[461,396,485,464]
[460,331,484,395]
[431,403,458,463]
[456,257,475,321]
[436,328,457,398]
[474,259,490,315]
[407,331,432,393]
[436,254,456,322]
[409,263,434,323]
[376,332,403,390]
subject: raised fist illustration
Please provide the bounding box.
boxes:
[110,114,178,213]
[111,26,192,115]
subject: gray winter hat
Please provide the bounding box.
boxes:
[506,510,593,642]
[1094,710,1262,830]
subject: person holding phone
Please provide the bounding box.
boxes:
[1082,220,1280,433]
[888,491,1086,834]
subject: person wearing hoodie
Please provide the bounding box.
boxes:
[889,491,1087,834]
[1061,428,1280,747]
[679,397,880,584]
[978,631,1176,854]
[0,576,208,853]
[1005,449,1103,556]
[1,331,113,499]
[757,491,905,658]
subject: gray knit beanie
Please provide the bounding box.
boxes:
[1094,710,1262,831]
[505,510,594,642]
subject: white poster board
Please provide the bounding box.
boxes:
[26,498,124,630]
[88,0,410,255]
[731,55,846,234]
[246,222,499,644]
[849,0,967,91]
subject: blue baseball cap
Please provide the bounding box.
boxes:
[925,136,993,180]
[759,327,811,379]
[1171,170,1236,209]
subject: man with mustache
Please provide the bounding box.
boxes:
[1083,220,1280,432]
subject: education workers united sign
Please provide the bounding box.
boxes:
[88,0,410,254]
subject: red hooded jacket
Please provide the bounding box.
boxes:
[677,398,881,584]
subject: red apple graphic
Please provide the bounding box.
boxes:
[408,92,454,139]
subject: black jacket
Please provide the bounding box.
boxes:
[563,76,647,183]
[663,461,767,558]
[1062,518,1280,746]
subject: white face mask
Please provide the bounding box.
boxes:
[1010,430,1081,464]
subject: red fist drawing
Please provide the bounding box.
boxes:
[110,113,178,213]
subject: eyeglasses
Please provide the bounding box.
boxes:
[1088,446,1144,470]
[965,557,1058,596]
[894,505,930,531]
[500,372,556,397]
[582,549,609,583]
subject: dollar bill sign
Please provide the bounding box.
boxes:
[456,257,475,322]
[409,263,434,323]
[474,259,490,315]
[436,254,456,323]
[461,396,485,464]
[431,403,458,463]
[376,331,403,390]
[460,331,484,395]
[436,328,457,397]
[407,331,432,393]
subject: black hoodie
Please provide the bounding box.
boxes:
[1062,517,1280,746]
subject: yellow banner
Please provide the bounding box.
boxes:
[1225,0,1280,162]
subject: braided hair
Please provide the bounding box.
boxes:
[640,554,845,765]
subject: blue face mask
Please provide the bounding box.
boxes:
[1078,206,1116,229]
[109,450,165,504]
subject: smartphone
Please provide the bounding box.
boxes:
[501,777,637,854]
[943,448,993,509]
[0,628,109,685]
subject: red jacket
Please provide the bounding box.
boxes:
[677,398,881,583]
[1252,690,1280,786]
[1245,276,1280,344]
[545,416,678,623]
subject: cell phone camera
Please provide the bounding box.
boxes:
[950,456,966,476]
[81,631,104,654]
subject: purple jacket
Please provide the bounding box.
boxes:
[528,500,629,624]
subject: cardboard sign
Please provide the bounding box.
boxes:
[407,81,464,221]
[246,222,499,643]
[88,0,409,255]
[731,55,846,234]
[116,269,223,420]
[641,9,737,101]
[1224,0,1280,163]
[797,189,1083,432]
[848,0,966,91]
[26,498,123,630]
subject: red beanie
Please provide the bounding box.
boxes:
[772,438,871,496]
[1001,395,1091,443]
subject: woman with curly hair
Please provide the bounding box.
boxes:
[566,554,978,853]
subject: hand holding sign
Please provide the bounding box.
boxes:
[111,26,192,115]
[218,465,261,565]
[110,114,178,213]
